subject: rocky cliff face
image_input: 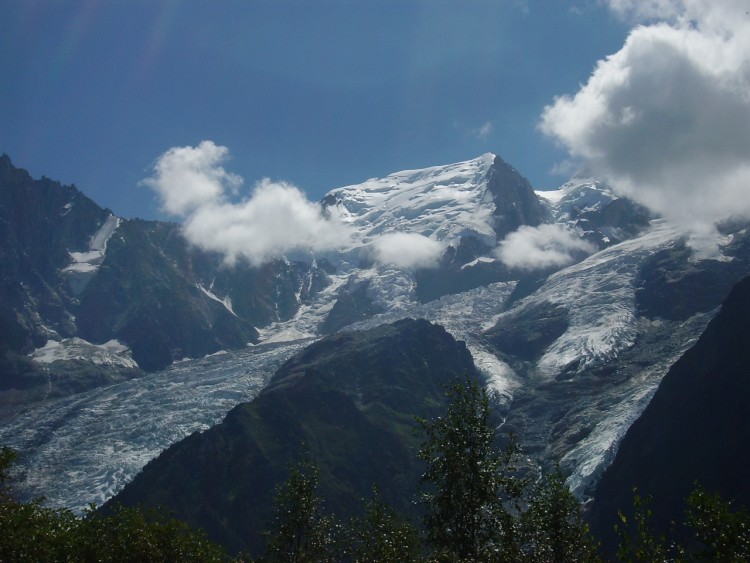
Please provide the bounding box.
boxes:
[0,156,333,396]
[0,154,110,352]
[486,154,546,238]
[73,219,259,371]
[0,155,140,407]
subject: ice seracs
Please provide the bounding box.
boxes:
[530,220,684,379]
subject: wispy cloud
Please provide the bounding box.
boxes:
[142,141,350,266]
[549,159,580,178]
[540,1,750,253]
[472,121,494,139]
[513,0,530,15]
[496,224,596,271]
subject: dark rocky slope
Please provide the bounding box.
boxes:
[588,275,750,553]
[108,318,482,556]
[0,154,109,353]
[74,219,259,371]
[0,156,332,399]
[486,154,546,238]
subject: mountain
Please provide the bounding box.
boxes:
[107,318,480,556]
[319,153,539,305]
[0,155,336,407]
[587,275,750,554]
[485,221,750,495]
[1,151,749,549]
[0,155,140,408]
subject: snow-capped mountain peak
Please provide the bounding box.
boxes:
[540,179,617,222]
[536,178,653,250]
[325,153,499,249]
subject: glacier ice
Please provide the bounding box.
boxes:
[1,341,308,510]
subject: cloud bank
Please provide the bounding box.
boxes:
[540,1,750,242]
[497,224,596,271]
[143,141,349,266]
[372,232,444,269]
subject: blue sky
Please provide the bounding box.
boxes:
[0,1,632,220]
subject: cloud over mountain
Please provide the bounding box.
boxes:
[540,1,750,246]
[143,141,350,265]
[141,141,243,215]
[497,224,596,271]
[372,232,444,270]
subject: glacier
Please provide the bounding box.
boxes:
[1,340,309,510]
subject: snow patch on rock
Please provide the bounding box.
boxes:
[30,338,138,369]
[62,214,121,294]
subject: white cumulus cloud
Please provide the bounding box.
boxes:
[141,140,243,216]
[142,142,350,266]
[540,1,750,245]
[496,224,596,271]
[371,232,444,270]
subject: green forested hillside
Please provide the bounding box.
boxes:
[108,318,481,556]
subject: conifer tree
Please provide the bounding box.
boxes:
[261,454,337,562]
[0,446,227,562]
[521,464,600,562]
[345,487,422,562]
[417,377,525,561]
[685,484,750,561]
[614,488,671,562]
